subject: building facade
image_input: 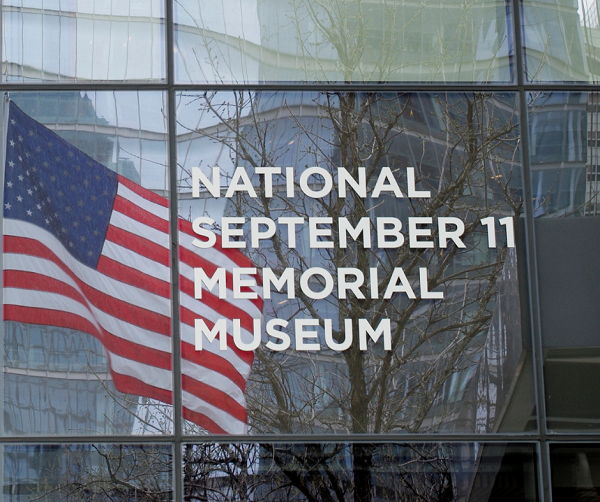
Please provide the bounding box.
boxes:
[1,0,600,500]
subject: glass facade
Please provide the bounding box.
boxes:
[0,0,599,501]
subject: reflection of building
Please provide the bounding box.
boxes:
[175,0,513,83]
[198,91,531,439]
[2,1,164,82]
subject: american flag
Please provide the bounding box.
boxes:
[3,101,260,434]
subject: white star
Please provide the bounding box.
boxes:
[16,195,22,202]
[29,130,34,137]
[69,242,74,247]
[26,209,32,216]
[17,175,23,181]
[18,135,23,142]
[6,182,12,188]
[25,170,29,175]
[9,140,14,147]
[27,189,33,195]
[18,156,22,161]
[4,203,11,210]
[25,152,29,158]
[8,161,14,168]
[36,204,41,210]
[10,119,15,125]
[45,219,50,224]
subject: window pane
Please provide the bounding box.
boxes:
[528,92,600,431]
[2,92,172,436]
[551,444,600,500]
[177,91,535,435]
[2,0,165,82]
[183,442,538,501]
[522,0,600,83]
[174,0,514,84]
[3,444,172,501]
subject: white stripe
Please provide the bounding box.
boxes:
[4,288,102,334]
[110,211,169,247]
[117,182,169,220]
[180,290,260,347]
[179,230,250,271]
[179,262,262,317]
[5,251,168,317]
[180,323,251,379]
[182,391,247,434]
[5,255,171,354]
[179,277,261,320]
[101,240,170,282]
[181,359,246,406]
[93,306,171,353]
[109,353,173,392]
[110,357,247,434]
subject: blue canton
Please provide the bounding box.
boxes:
[3,102,118,268]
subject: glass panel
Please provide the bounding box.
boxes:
[521,0,600,83]
[528,92,589,217]
[177,91,536,435]
[174,0,514,84]
[2,91,172,435]
[2,0,165,82]
[551,444,600,501]
[183,442,538,501]
[3,443,172,501]
[528,92,600,431]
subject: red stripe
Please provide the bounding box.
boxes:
[105,226,170,266]
[182,407,228,434]
[6,305,175,412]
[5,237,170,335]
[180,308,254,365]
[181,341,247,391]
[114,195,169,233]
[4,278,171,370]
[180,275,256,330]
[118,175,169,208]
[178,219,256,270]
[179,247,263,311]
[4,304,102,338]
[182,374,247,423]
[112,373,172,404]
[97,255,170,298]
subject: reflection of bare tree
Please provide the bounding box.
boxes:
[6,444,172,502]
[179,88,523,502]
[181,442,464,502]
[175,0,512,83]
